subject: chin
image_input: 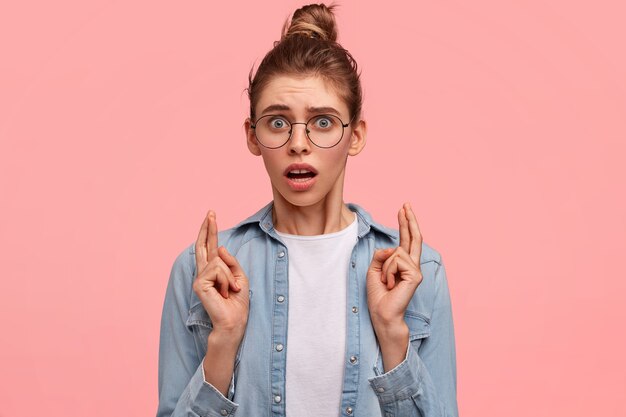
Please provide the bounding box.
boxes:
[275,188,325,208]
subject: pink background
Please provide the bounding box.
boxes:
[1,1,625,415]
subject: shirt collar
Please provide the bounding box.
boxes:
[232,201,397,239]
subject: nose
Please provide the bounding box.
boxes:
[288,122,311,155]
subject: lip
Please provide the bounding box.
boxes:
[285,174,317,191]
[283,163,318,192]
[283,163,318,176]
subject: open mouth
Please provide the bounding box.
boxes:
[286,169,317,181]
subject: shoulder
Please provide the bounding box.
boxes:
[372,229,443,266]
[165,221,265,311]
[349,202,442,266]
[352,203,446,316]
[173,222,263,275]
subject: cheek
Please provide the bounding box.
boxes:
[259,153,283,175]
[331,143,352,164]
[330,152,348,166]
[321,150,350,178]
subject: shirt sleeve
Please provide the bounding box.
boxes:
[367,260,458,417]
[156,248,239,417]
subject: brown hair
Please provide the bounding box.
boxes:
[247,3,362,125]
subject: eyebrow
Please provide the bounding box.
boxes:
[259,104,342,117]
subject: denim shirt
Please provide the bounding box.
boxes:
[156,201,458,417]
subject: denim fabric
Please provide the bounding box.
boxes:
[156,201,458,417]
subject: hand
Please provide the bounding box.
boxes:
[193,210,250,336]
[366,202,423,327]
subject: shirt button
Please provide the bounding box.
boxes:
[274,395,282,403]
[346,406,353,415]
[351,261,356,268]
[277,295,285,303]
[377,386,385,393]
[276,343,284,352]
[220,410,228,416]
[352,306,358,313]
[349,355,358,364]
[264,222,270,229]
[278,251,285,258]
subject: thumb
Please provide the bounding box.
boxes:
[369,247,394,271]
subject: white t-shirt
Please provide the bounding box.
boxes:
[275,212,359,417]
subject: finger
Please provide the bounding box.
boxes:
[215,258,242,295]
[395,256,423,288]
[385,257,398,290]
[381,251,397,287]
[219,247,244,276]
[213,262,231,299]
[193,274,220,302]
[371,248,394,271]
[398,206,410,253]
[391,257,422,307]
[217,247,242,291]
[207,211,218,260]
[404,203,422,264]
[381,266,387,284]
[195,211,210,268]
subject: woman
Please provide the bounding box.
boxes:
[156,4,457,417]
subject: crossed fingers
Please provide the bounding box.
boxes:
[194,210,241,299]
[381,203,423,289]
[398,202,422,264]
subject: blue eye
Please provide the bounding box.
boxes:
[269,118,288,129]
[313,116,334,129]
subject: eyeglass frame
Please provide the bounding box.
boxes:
[250,113,356,149]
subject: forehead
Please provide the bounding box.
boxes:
[256,75,348,116]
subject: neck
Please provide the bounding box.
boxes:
[271,174,354,236]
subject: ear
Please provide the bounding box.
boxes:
[245,117,262,156]
[347,118,367,156]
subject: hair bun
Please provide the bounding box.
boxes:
[281,3,338,42]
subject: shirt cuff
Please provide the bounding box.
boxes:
[368,341,422,403]
[201,359,237,401]
[190,361,238,416]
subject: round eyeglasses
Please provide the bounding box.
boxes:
[251,114,354,149]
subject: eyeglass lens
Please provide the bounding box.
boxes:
[254,114,345,148]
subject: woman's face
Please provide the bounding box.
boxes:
[245,75,367,209]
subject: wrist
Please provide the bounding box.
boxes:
[371,313,407,334]
[373,320,409,345]
[373,321,410,373]
[208,327,245,351]
[203,330,242,396]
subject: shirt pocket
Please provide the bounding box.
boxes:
[404,310,431,350]
[185,302,248,368]
[372,310,432,375]
[185,303,213,355]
